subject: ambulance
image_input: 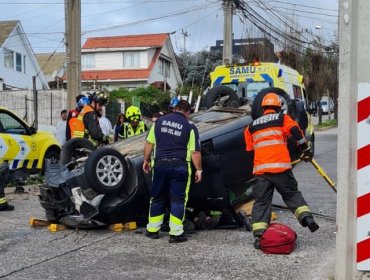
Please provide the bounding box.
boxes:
[206,62,315,154]
[209,62,307,104]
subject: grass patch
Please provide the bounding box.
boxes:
[315,119,337,129]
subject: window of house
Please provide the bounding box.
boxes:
[123,51,140,68]
[16,52,22,72]
[4,49,26,73]
[4,49,14,69]
[158,59,170,77]
[23,55,26,73]
[82,54,95,68]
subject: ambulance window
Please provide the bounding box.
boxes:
[246,82,270,98]
[293,85,303,99]
[0,112,27,135]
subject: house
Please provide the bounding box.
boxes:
[35,52,66,89]
[81,33,182,91]
[0,20,49,90]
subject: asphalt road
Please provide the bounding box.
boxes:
[0,128,338,280]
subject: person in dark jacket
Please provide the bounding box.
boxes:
[113,113,126,142]
[143,100,202,243]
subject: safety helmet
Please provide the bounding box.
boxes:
[89,91,109,106]
[169,97,180,108]
[77,96,90,108]
[261,93,282,108]
[125,106,141,121]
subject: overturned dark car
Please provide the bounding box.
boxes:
[39,88,304,229]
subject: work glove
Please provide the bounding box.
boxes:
[301,147,313,162]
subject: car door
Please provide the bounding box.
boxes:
[0,110,38,170]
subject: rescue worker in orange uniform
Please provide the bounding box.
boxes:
[72,91,109,144]
[244,93,318,249]
[66,95,89,141]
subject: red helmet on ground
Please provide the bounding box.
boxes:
[261,93,282,108]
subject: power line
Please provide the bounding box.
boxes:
[260,0,338,12]
[82,3,218,34]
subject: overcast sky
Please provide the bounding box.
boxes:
[0,0,338,54]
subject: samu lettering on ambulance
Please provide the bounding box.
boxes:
[229,66,256,75]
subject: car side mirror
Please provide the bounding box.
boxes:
[30,126,37,134]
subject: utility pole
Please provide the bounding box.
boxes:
[336,0,370,278]
[222,0,233,65]
[182,29,190,53]
[65,0,81,110]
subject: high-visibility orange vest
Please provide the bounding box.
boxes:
[68,109,79,139]
[245,112,305,175]
[72,105,93,138]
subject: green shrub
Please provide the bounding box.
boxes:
[110,86,171,117]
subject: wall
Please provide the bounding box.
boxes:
[82,50,148,71]
[0,89,67,126]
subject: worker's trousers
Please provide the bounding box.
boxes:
[251,169,313,237]
[147,159,191,236]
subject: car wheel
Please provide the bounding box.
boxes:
[203,86,240,109]
[84,148,127,194]
[251,87,297,120]
[61,138,95,166]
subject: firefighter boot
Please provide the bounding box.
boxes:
[145,230,160,239]
[169,233,187,243]
[254,237,261,250]
[0,203,14,211]
[303,216,319,233]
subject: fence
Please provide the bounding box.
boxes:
[0,89,68,126]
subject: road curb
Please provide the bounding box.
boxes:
[315,125,338,131]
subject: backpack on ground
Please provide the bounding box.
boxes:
[260,223,297,254]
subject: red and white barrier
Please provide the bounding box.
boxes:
[357,83,370,270]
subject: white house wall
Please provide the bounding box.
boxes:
[0,26,45,90]
[82,51,149,71]
[148,41,182,91]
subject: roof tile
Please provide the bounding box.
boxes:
[0,20,19,47]
[81,69,151,81]
[83,33,168,49]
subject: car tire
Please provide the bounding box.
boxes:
[251,87,297,120]
[61,138,95,166]
[84,148,127,194]
[203,86,240,109]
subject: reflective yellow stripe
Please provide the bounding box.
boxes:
[169,214,183,236]
[295,205,311,218]
[254,139,285,149]
[0,197,7,204]
[252,222,268,232]
[72,131,84,138]
[253,162,291,173]
[147,212,164,233]
[253,130,282,141]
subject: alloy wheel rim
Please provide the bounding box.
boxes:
[96,155,124,187]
